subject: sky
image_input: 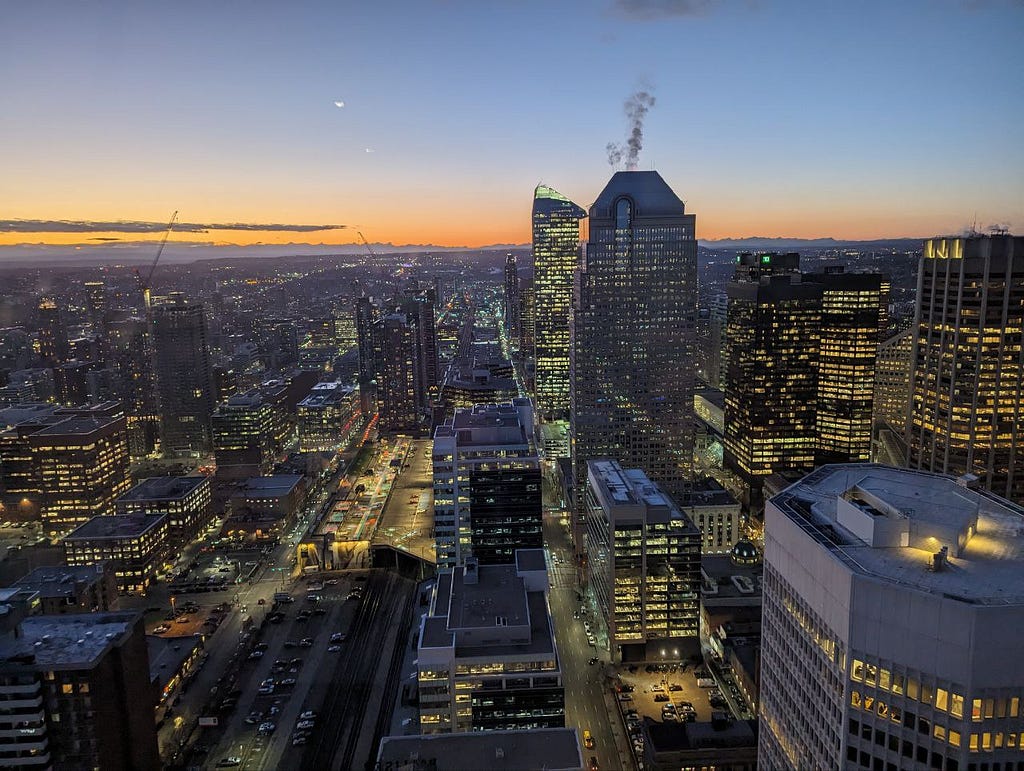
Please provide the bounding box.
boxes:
[1,0,1022,252]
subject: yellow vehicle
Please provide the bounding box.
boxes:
[583,729,594,749]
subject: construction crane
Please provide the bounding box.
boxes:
[356,230,377,260]
[136,211,178,312]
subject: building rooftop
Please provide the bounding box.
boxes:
[0,403,56,429]
[588,460,698,531]
[298,382,354,408]
[377,728,584,771]
[0,611,139,669]
[66,514,166,541]
[120,475,208,502]
[447,564,529,631]
[679,478,738,509]
[30,415,119,438]
[515,548,547,573]
[147,634,202,690]
[591,170,685,219]
[13,564,109,598]
[236,475,304,497]
[434,399,535,449]
[646,717,758,753]
[771,464,1024,606]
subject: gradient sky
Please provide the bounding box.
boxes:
[2,0,1022,249]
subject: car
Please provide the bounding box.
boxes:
[588,657,599,665]
[292,736,308,746]
[589,757,599,771]
[312,606,327,616]
[299,710,317,720]
[295,719,316,730]
[257,721,276,735]
[247,651,264,660]
[325,578,339,585]
[278,678,297,687]
[401,717,414,727]
[621,684,635,693]
[268,705,281,717]
[290,658,303,667]
[153,624,170,634]
[284,641,297,648]
[618,692,633,702]
[327,644,342,652]
[669,684,682,692]
[329,633,346,643]
[651,685,664,692]
[216,758,242,768]
[583,729,594,749]
[654,694,670,702]
[662,703,677,713]
[244,711,261,725]
[257,598,266,605]
[175,616,190,624]
[299,638,314,647]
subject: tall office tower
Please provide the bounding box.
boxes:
[873,328,914,428]
[0,608,160,770]
[518,276,536,391]
[36,298,68,365]
[403,284,440,412]
[83,280,108,327]
[355,296,382,412]
[585,460,701,661]
[532,185,585,421]
[417,549,564,734]
[379,313,418,431]
[805,269,887,465]
[0,404,131,534]
[697,291,729,388]
[151,294,215,456]
[759,463,1024,771]
[432,399,541,570]
[725,255,886,488]
[907,235,1024,503]
[571,171,697,546]
[504,253,520,341]
[211,389,278,479]
[54,360,95,406]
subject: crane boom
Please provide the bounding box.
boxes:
[357,230,377,259]
[143,211,178,311]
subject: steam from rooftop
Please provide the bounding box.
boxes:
[606,90,656,170]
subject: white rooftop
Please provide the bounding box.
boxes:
[772,464,1024,606]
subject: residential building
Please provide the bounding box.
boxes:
[432,399,541,570]
[64,514,168,593]
[572,171,697,547]
[532,185,585,421]
[907,234,1024,503]
[151,294,215,456]
[0,609,159,770]
[380,313,419,431]
[417,550,564,734]
[116,475,213,547]
[584,460,701,661]
[759,463,1024,770]
[12,563,119,615]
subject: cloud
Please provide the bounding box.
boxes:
[0,219,349,234]
[334,100,345,108]
[612,0,718,19]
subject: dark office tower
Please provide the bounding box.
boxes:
[151,295,214,456]
[504,253,520,340]
[804,268,886,465]
[518,276,536,390]
[355,297,380,383]
[907,235,1024,502]
[724,254,820,485]
[533,185,585,421]
[571,171,697,540]
[36,298,68,365]
[54,360,95,406]
[403,285,439,412]
[379,313,418,431]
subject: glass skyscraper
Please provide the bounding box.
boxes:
[532,184,585,421]
[571,170,697,553]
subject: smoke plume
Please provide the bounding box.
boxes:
[606,90,656,170]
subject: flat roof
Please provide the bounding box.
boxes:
[31,415,119,437]
[237,475,304,497]
[147,634,202,688]
[377,728,584,771]
[434,400,534,449]
[298,382,354,407]
[589,460,698,531]
[771,464,1024,606]
[0,611,140,669]
[66,514,166,541]
[13,564,109,597]
[515,548,547,572]
[120,475,207,502]
[447,564,529,631]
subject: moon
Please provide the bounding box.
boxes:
[334,100,345,108]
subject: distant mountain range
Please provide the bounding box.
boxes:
[698,237,927,250]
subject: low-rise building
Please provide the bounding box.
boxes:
[116,475,213,547]
[644,717,758,771]
[377,727,584,771]
[297,382,359,452]
[417,550,564,735]
[12,563,119,614]
[679,478,742,555]
[147,634,204,708]
[228,475,307,537]
[64,514,168,593]
[212,389,280,479]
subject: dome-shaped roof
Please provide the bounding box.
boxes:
[730,539,761,565]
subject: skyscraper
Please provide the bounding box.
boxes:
[379,312,418,431]
[759,463,1024,770]
[402,284,439,413]
[355,296,382,413]
[571,171,697,545]
[36,298,68,366]
[151,294,214,455]
[503,252,520,342]
[907,235,1024,503]
[532,185,585,421]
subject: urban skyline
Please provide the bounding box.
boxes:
[2,1,1023,254]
